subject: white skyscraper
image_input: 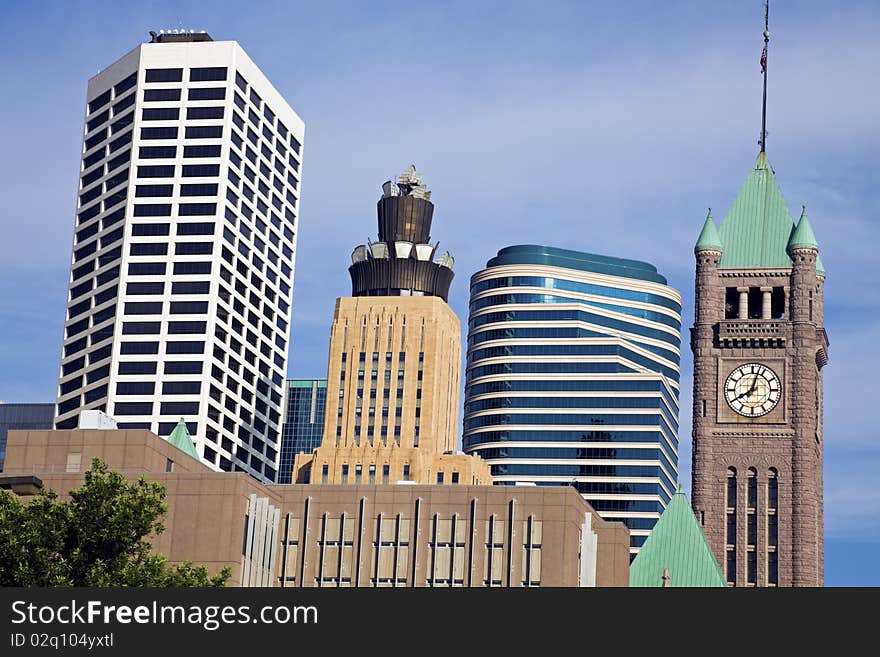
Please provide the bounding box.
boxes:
[54,31,304,483]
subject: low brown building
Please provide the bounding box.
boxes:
[1,428,629,587]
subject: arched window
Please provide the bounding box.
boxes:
[747,468,758,586]
[767,468,779,586]
[726,467,737,586]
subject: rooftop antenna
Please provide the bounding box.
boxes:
[759,0,770,154]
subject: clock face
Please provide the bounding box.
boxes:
[724,363,781,417]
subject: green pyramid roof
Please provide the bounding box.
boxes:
[717,153,795,269]
[787,207,819,252]
[166,417,199,460]
[629,486,726,587]
[695,210,723,252]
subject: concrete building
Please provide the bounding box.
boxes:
[53,31,304,483]
[1,428,631,587]
[278,378,326,484]
[0,403,54,472]
[292,166,491,486]
[691,153,828,587]
[463,245,682,556]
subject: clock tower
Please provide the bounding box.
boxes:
[691,155,828,587]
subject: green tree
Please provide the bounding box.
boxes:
[0,458,230,587]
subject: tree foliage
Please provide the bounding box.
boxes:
[0,458,230,587]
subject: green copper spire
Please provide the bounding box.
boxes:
[166,417,199,460]
[629,486,726,588]
[787,206,820,252]
[695,209,723,252]
[717,153,795,269]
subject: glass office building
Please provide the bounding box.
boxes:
[463,245,682,554]
[278,378,326,484]
[0,403,55,471]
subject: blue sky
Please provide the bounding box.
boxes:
[0,1,877,585]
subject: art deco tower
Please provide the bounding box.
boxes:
[292,166,490,485]
[691,6,828,586]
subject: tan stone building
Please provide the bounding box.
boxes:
[292,296,490,486]
[1,428,630,587]
[291,166,491,486]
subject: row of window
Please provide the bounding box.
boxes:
[471,275,683,313]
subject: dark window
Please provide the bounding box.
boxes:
[171,282,211,297]
[135,184,173,197]
[112,93,136,115]
[122,321,160,335]
[72,261,94,281]
[145,68,182,82]
[131,224,171,237]
[185,125,223,139]
[175,242,213,255]
[75,222,99,244]
[85,128,107,151]
[143,88,181,102]
[94,283,118,302]
[126,282,165,295]
[190,67,227,81]
[160,401,199,415]
[79,186,102,206]
[162,381,202,395]
[82,150,105,170]
[170,301,208,314]
[77,203,101,224]
[102,207,126,230]
[110,110,134,133]
[88,90,111,114]
[120,341,159,355]
[178,203,216,216]
[81,167,104,189]
[138,164,175,178]
[116,381,155,395]
[130,243,168,256]
[182,164,220,177]
[188,87,226,101]
[173,261,212,275]
[168,321,206,334]
[114,402,153,415]
[166,341,205,354]
[67,299,92,319]
[105,169,128,190]
[139,146,177,159]
[142,107,180,121]
[183,181,218,197]
[86,110,109,133]
[113,73,138,96]
[176,222,215,236]
[133,204,172,217]
[107,151,130,173]
[128,262,166,276]
[141,126,179,140]
[187,106,224,120]
[183,145,221,158]
[164,361,203,374]
[118,361,157,375]
[124,301,163,314]
[100,227,124,249]
[109,132,132,153]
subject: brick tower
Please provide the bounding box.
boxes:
[690,154,828,587]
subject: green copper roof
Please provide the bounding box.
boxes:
[816,254,826,275]
[787,207,819,252]
[717,153,795,268]
[166,417,199,460]
[629,486,726,588]
[694,210,723,252]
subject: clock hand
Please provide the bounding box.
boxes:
[737,375,760,400]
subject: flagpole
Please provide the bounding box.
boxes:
[760,0,769,154]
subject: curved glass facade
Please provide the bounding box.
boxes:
[463,245,682,555]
